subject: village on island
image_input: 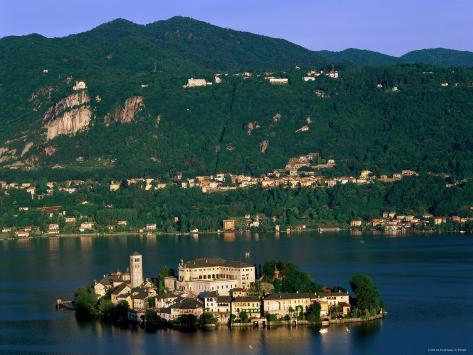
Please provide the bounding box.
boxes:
[60,252,385,331]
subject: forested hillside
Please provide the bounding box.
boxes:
[0,17,472,181]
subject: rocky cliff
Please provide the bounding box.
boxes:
[42,89,92,140]
[104,96,144,125]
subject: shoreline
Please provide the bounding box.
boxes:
[1,228,469,242]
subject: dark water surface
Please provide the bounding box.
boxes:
[1,233,472,354]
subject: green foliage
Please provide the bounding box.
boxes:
[157,266,175,293]
[175,314,198,328]
[110,301,130,321]
[1,176,473,232]
[350,274,382,313]
[239,311,249,323]
[145,309,159,322]
[265,312,278,321]
[306,303,321,323]
[262,260,323,293]
[75,287,98,318]
[200,312,218,325]
[97,298,115,321]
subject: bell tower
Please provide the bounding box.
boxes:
[130,252,143,288]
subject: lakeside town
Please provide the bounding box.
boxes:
[2,152,471,239]
[61,252,384,330]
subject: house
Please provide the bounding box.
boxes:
[94,271,131,297]
[156,293,178,308]
[131,286,157,311]
[350,220,362,227]
[316,300,329,317]
[231,296,261,319]
[72,81,87,91]
[433,216,446,225]
[223,220,235,231]
[15,231,30,237]
[340,302,351,316]
[111,283,132,307]
[201,291,231,324]
[145,224,157,231]
[183,78,207,88]
[48,224,60,234]
[109,182,121,191]
[64,217,76,223]
[230,288,247,298]
[303,76,315,82]
[79,222,95,231]
[327,71,339,79]
[316,290,350,307]
[263,293,314,318]
[157,297,204,321]
[269,78,288,85]
[117,220,127,226]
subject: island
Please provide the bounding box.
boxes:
[59,252,385,331]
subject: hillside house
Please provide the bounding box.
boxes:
[183,78,207,88]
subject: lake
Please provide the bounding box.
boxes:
[0,232,472,354]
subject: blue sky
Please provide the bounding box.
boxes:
[0,0,472,56]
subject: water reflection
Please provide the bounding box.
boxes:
[223,232,235,242]
[80,236,92,250]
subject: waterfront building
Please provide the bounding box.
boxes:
[201,291,231,324]
[223,219,235,231]
[231,296,261,319]
[263,293,314,317]
[316,290,350,306]
[157,297,204,321]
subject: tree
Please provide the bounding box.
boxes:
[157,266,175,293]
[98,298,115,321]
[350,274,381,313]
[306,303,321,323]
[145,310,159,322]
[239,311,249,323]
[75,287,98,319]
[110,301,130,321]
[200,312,218,325]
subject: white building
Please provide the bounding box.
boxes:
[183,78,207,88]
[263,293,315,317]
[166,258,255,295]
[315,290,349,306]
[269,78,288,85]
[73,81,87,91]
[201,291,232,324]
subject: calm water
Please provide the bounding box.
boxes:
[0,232,472,354]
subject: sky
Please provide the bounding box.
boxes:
[0,0,472,56]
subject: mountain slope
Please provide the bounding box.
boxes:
[0,17,472,181]
[317,48,399,66]
[401,48,473,67]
